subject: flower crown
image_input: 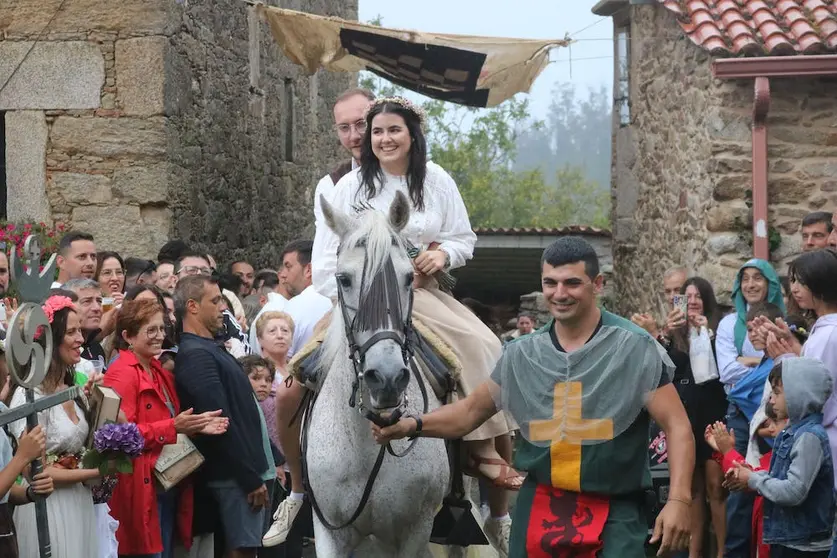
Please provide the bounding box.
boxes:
[364,96,427,128]
[43,295,76,324]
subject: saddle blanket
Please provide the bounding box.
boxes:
[289,315,462,401]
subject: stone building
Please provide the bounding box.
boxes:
[1,0,356,262]
[592,0,837,315]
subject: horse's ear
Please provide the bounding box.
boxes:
[321,194,353,239]
[389,191,410,233]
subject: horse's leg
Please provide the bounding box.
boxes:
[396,519,436,558]
[312,521,360,558]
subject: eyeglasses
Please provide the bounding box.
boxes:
[335,119,367,136]
[100,269,125,278]
[143,326,166,339]
[179,266,212,277]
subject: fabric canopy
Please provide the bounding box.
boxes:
[254,4,570,108]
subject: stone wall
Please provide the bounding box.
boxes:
[611,4,837,319]
[1,0,180,257]
[166,0,357,267]
[1,0,356,261]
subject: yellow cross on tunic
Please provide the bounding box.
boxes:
[529,382,614,491]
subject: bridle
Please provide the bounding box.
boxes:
[338,260,414,428]
[301,239,429,531]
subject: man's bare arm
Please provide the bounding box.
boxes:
[374,381,499,442]
[646,382,694,554]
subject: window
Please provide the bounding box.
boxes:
[283,79,295,163]
[0,112,6,220]
[615,25,630,127]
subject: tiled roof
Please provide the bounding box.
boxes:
[473,226,611,237]
[660,0,837,56]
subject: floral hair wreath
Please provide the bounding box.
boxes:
[43,296,76,324]
[364,96,427,128]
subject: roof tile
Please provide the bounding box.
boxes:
[473,226,611,238]
[660,0,837,56]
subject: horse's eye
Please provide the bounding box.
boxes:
[405,273,414,288]
[337,274,352,288]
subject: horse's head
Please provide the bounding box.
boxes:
[321,191,416,415]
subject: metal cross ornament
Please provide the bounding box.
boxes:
[0,235,81,558]
[11,235,58,304]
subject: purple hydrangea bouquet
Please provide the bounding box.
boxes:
[81,422,145,475]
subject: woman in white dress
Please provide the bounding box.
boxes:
[312,96,521,551]
[10,295,101,558]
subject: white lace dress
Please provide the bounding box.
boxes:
[312,162,515,440]
[9,388,100,558]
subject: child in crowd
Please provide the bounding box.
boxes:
[706,401,788,558]
[241,355,284,473]
[240,355,285,558]
[0,341,56,557]
[726,358,834,558]
[740,309,807,467]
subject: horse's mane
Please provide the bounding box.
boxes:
[319,209,408,378]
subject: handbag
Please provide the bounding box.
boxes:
[154,433,204,491]
[689,326,720,384]
[153,380,204,491]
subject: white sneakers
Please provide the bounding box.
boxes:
[483,516,512,558]
[262,497,304,547]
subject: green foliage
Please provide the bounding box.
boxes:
[515,82,612,203]
[359,72,610,229]
[81,448,133,475]
[768,226,782,255]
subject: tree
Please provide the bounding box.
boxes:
[359,72,610,228]
[515,82,612,195]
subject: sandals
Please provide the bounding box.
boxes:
[464,454,525,491]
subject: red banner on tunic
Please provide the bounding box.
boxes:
[526,485,610,558]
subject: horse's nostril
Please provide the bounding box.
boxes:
[364,369,386,390]
[364,367,409,393]
[395,367,410,390]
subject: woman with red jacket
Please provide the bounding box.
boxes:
[104,299,228,558]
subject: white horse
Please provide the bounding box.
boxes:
[306,191,450,557]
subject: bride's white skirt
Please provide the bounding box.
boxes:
[95,502,119,558]
[13,483,99,558]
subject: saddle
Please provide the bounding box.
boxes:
[289,316,461,402]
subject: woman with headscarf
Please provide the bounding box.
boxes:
[714,258,784,558]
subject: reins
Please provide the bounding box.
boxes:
[300,245,429,531]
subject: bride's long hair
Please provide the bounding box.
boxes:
[358,100,428,211]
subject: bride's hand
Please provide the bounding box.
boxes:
[414,250,447,275]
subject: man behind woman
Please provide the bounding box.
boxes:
[103,298,227,558]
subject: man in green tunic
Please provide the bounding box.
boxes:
[374,237,694,557]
